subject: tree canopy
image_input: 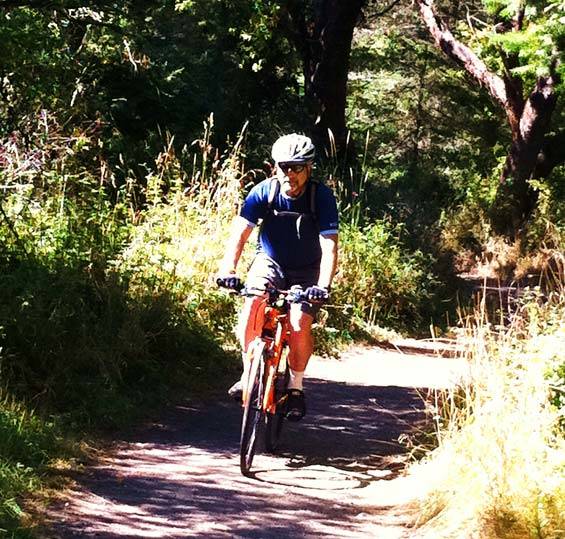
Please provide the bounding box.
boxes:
[1,0,563,240]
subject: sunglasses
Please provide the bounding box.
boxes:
[278,163,306,174]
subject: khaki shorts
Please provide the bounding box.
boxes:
[245,254,321,316]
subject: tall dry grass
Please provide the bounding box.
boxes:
[117,116,253,338]
[415,270,565,538]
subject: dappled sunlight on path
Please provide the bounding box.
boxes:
[44,342,465,538]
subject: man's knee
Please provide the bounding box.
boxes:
[288,306,313,335]
[237,295,267,347]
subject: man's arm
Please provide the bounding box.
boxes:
[318,233,338,289]
[217,216,254,275]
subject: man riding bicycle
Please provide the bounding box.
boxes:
[217,133,339,421]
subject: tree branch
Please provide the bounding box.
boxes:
[416,0,508,108]
[366,0,402,19]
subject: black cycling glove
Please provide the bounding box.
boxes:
[305,285,329,302]
[216,276,243,291]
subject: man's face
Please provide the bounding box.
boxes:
[276,162,312,197]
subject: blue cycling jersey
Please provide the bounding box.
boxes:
[240,178,339,269]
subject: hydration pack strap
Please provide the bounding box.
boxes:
[266,176,279,211]
[266,177,318,219]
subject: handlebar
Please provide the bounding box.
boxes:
[243,285,310,305]
[216,278,309,305]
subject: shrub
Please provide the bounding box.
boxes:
[0,394,58,536]
[331,219,438,332]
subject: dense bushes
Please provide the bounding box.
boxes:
[0,124,243,531]
[332,220,437,331]
[0,258,230,425]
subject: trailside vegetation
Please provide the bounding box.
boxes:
[0,1,563,537]
[417,281,565,538]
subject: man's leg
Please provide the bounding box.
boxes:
[284,304,314,421]
[283,261,320,418]
[287,304,314,389]
[238,295,267,356]
[228,254,282,400]
[226,295,266,400]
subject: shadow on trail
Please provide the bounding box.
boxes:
[47,376,429,538]
[277,378,426,474]
[118,376,427,474]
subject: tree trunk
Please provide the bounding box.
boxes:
[306,0,364,154]
[282,0,364,157]
[416,0,559,237]
[494,75,558,235]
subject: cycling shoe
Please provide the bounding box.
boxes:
[285,389,306,422]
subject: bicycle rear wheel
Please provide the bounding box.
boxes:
[264,357,289,453]
[240,341,265,476]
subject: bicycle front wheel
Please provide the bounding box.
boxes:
[240,340,265,476]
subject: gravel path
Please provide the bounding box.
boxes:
[43,340,465,539]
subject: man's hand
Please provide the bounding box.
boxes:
[216,275,243,290]
[305,285,329,302]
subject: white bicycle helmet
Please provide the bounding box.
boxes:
[271,133,315,164]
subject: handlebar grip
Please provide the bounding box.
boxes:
[216,276,244,291]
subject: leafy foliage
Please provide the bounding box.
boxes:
[348,16,504,236]
[334,220,438,330]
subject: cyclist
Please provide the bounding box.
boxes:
[217,133,339,421]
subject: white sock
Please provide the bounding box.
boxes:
[288,369,304,391]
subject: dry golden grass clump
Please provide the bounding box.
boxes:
[415,285,565,539]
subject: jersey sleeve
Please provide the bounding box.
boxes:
[239,181,269,226]
[317,185,339,236]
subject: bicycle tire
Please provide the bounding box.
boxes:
[240,340,265,476]
[264,359,289,453]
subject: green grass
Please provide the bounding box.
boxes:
[0,395,58,537]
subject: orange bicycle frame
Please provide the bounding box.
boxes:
[259,303,289,415]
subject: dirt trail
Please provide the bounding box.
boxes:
[43,340,466,539]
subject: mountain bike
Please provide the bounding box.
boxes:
[237,286,308,476]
